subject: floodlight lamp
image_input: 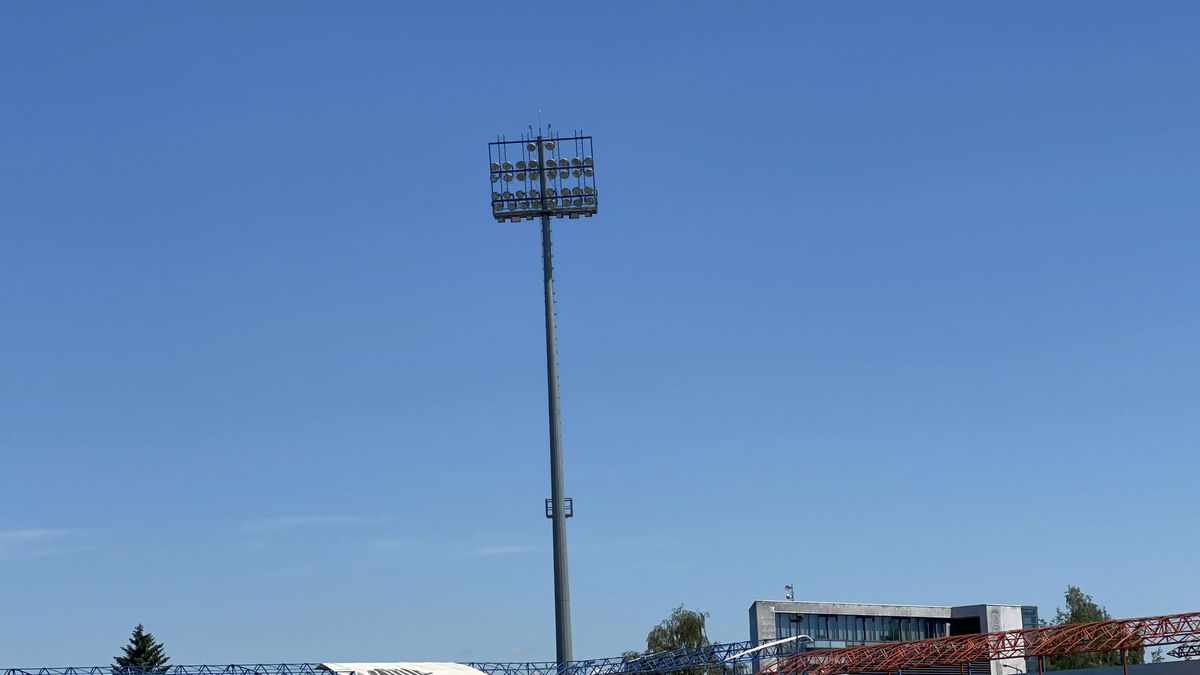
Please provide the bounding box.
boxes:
[571,157,581,166]
[527,142,536,152]
[530,190,539,198]
[545,158,556,168]
[492,191,501,199]
[529,160,538,169]
[494,203,503,211]
[545,141,555,150]
[583,156,593,166]
[584,187,594,195]
[584,196,595,205]
[504,173,513,182]
[503,191,513,199]
[517,190,526,199]
[573,198,582,206]
[572,169,581,178]
[572,187,581,195]
[516,160,526,170]
[517,171,526,181]
[490,162,500,171]
[584,168,594,177]
[502,161,513,170]
[491,175,499,183]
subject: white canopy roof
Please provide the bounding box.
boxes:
[319,663,489,675]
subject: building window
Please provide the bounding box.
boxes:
[1023,607,1040,672]
[776,612,964,647]
[1022,607,1039,630]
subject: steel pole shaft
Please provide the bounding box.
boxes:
[536,134,572,668]
[541,213,572,667]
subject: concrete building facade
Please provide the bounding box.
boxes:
[749,600,1039,675]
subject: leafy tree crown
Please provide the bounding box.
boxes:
[623,606,718,675]
[1047,586,1143,671]
[646,605,711,653]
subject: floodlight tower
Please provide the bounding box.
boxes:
[488,128,597,669]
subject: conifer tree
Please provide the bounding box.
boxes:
[114,624,171,674]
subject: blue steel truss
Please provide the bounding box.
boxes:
[469,638,798,675]
[3,667,338,675]
[1,650,989,675]
[2,640,800,675]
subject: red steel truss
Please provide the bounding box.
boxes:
[1168,643,1200,659]
[768,611,1200,675]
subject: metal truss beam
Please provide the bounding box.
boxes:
[8,614,1198,675]
[469,638,804,675]
[1168,643,1200,659]
[3,667,335,675]
[0,640,799,675]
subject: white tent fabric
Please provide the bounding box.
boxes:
[319,663,490,675]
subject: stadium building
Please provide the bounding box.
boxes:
[749,600,1039,675]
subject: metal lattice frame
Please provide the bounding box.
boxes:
[7,614,1199,675]
[0,640,797,675]
[469,638,808,675]
[489,132,597,223]
[0,658,994,675]
[2,667,340,675]
[1168,643,1200,659]
[768,611,1200,675]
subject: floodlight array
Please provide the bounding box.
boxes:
[488,132,598,222]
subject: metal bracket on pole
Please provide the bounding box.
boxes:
[545,497,574,519]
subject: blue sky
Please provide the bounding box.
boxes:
[1,1,1198,667]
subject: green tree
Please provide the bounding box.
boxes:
[624,606,717,675]
[646,605,711,653]
[1047,586,1143,671]
[114,624,171,674]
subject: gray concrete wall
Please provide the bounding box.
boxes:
[750,603,763,643]
[950,605,1027,675]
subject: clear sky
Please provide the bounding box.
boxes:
[1,1,1198,667]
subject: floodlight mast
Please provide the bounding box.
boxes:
[537,133,573,669]
[487,129,598,672]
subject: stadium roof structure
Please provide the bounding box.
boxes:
[6,610,1199,675]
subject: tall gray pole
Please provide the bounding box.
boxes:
[536,136,573,668]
